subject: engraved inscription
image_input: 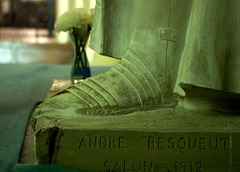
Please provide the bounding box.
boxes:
[72,132,232,171]
[104,160,153,172]
[147,136,230,151]
[103,161,202,172]
[172,161,202,172]
[78,136,125,149]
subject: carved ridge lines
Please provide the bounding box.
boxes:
[124,50,156,100]
[128,48,163,102]
[112,66,143,107]
[128,48,162,93]
[87,78,119,106]
[72,84,104,112]
[118,62,149,102]
[121,58,150,103]
[77,82,111,107]
[74,82,115,114]
[67,89,95,113]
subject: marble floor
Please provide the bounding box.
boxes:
[0,28,120,66]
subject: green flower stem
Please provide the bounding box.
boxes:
[83,47,88,67]
[80,30,90,68]
[71,26,91,78]
[73,27,85,68]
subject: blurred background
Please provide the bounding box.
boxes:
[0,0,119,66]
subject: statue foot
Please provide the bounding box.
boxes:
[31,0,189,122]
[32,47,177,122]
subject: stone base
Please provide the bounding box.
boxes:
[34,106,240,172]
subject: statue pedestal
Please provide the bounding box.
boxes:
[34,106,240,171]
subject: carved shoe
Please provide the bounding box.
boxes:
[31,0,193,122]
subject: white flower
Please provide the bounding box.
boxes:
[54,8,94,33]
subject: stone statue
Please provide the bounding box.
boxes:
[31,0,240,170]
[32,0,240,118]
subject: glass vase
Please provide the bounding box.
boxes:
[70,27,91,84]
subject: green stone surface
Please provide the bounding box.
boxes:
[34,107,240,171]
